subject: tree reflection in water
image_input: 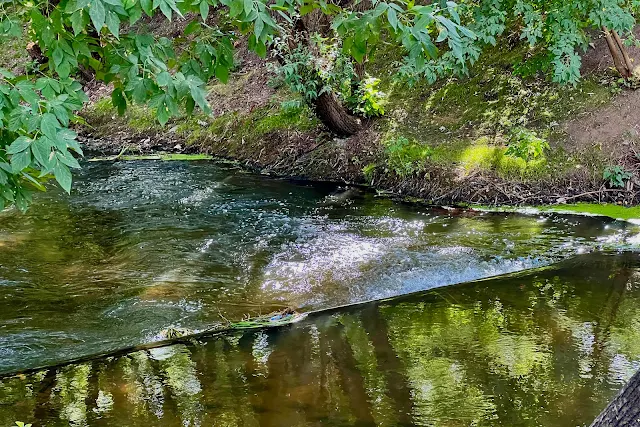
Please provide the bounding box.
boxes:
[2,252,640,426]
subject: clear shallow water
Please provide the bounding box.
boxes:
[2,253,640,426]
[0,160,638,375]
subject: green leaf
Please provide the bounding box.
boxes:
[22,171,46,191]
[31,137,53,168]
[71,10,84,36]
[254,17,264,39]
[7,136,32,155]
[111,87,127,115]
[11,149,31,173]
[185,96,195,115]
[157,104,169,125]
[157,71,171,86]
[2,186,14,201]
[88,0,106,31]
[0,162,12,173]
[387,7,398,31]
[0,68,15,79]
[41,113,60,140]
[200,0,209,21]
[53,162,72,193]
[15,190,30,212]
[184,21,202,35]
[141,0,153,15]
[53,47,64,67]
[106,11,120,38]
[244,0,253,14]
[215,63,229,83]
[159,0,173,20]
[57,151,81,169]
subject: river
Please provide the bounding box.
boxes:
[1,160,639,426]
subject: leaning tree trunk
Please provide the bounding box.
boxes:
[314,92,362,136]
[603,26,633,79]
[288,3,367,136]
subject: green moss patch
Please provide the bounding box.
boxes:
[473,203,640,221]
[89,154,213,162]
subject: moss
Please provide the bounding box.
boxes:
[245,105,318,136]
[0,27,30,74]
[89,154,213,161]
[472,203,640,221]
[83,97,160,132]
[539,203,640,221]
[375,41,611,155]
[126,106,159,131]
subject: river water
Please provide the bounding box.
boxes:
[1,160,640,425]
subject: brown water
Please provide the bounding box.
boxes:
[2,252,640,426]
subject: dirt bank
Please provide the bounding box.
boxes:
[79,36,640,207]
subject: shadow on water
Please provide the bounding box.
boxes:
[2,252,640,426]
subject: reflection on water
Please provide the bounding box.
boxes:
[1,253,639,426]
[0,160,639,374]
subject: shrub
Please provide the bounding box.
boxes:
[384,136,432,177]
[603,166,633,188]
[505,128,549,162]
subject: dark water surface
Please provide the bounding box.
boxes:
[2,253,640,426]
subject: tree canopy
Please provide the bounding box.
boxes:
[0,0,638,210]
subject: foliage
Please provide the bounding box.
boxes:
[603,165,632,188]
[505,128,549,162]
[15,422,32,427]
[0,0,638,210]
[464,0,640,85]
[362,162,377,181]
[270,42,385,118]
[353,77,385,117]
[384,136,432,177]
[0,69,86,211]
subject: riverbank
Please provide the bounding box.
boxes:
[77,34,640,206]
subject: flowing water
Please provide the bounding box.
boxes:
[1,160,640,425]
[3,253,640,426]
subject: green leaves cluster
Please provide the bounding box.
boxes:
[504,128,549,162]
[603,165,633,188]
[470,0,640,84]
[0,68,85,211]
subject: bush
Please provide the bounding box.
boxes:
[505,128,549,162]
[384,136,432,177]
[603,165,633,188]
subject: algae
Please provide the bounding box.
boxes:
[89,154,213,162]
[472,203,640,222]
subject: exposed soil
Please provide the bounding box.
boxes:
[207,37,278,117]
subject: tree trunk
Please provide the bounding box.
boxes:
[314,91,362,136]
[603,26,632,78]
[612,30,634,75]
